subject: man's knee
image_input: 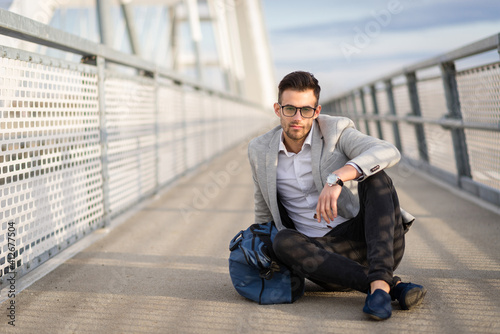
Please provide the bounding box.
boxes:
[358,170,395,197]
[364,170,392,186]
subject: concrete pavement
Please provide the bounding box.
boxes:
[1,139,500,333]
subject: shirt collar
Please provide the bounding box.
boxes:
[279,121,315,156]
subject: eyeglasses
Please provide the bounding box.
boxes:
[278,104,317,118]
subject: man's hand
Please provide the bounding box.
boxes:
[316,183,343,223]
[316,164,362,223]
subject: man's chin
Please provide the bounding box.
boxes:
[285,131,306,141]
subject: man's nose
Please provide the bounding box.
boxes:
[292,109,303,120]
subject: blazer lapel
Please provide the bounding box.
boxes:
[266,131,281,223]
[311,121,324,193]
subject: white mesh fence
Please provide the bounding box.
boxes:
[457,63,500,191]
[0,56,103,279]
[417,78,457,176]
[0,52,271,284]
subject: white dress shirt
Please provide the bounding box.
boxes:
[277,123,349,237]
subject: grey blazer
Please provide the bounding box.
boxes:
[248,114,414,231]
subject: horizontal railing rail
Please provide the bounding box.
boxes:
[355,114,500,132]
[323,33,500,208]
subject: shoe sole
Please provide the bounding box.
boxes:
[365,313,390,321]
[401,287,427,310]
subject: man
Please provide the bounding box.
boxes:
[247,71,426,320]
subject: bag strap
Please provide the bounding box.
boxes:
[257,232,281,280]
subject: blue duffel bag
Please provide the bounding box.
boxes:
[228,222,305,305]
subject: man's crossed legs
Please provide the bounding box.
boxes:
[273,171,426,320]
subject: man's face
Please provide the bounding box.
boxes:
[274,89,321,148]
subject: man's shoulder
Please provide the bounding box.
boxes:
[317,114,354,129]
[249,125,281,152]
[316,115,355,142]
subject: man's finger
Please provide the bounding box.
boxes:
[330,198,337,218]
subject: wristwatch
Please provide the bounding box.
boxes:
[326,173,344,187]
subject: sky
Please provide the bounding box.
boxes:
[261,0,500,100]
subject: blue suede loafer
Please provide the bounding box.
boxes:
[391,282,427,310]
[363,289,392,320]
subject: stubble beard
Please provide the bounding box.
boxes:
[282,120,311,143]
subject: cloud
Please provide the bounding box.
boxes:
[269,0,500,37]
[264,0,500,94]
[272,19,500,98]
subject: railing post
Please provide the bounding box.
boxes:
[350,92,361,130]
[154,71,160,193]
[96,56,110,227]
[406,72,429,162]
[337,99,342,115]
[329,100,335,115]
[370,85,384,139]
[359,88,370,136]
[440,61,472,181]
[341,97,348,118]
[384,79,402,152]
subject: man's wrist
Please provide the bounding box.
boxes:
[326,173,344,187]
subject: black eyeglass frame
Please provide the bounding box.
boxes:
[277,103,317,118]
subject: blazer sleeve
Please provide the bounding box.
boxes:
[337,126,401,178]
[248,144,273,224]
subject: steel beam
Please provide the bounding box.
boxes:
[185,0,203,81]
[96,0,113,47]
[121,1,142,57]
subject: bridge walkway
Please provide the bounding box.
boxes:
[1,140,500,334]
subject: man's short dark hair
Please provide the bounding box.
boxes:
[278,71,321,106]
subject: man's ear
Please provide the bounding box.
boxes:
[314,105,322,118]
[273,103,281,117]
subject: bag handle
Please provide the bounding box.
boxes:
[229,230,244,251]
[249,223,271,236]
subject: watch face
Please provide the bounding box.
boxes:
[327,174,338,185]
[327,174,342,186]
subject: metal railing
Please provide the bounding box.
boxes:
[0,9,272,288]
[323,33,500,208]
